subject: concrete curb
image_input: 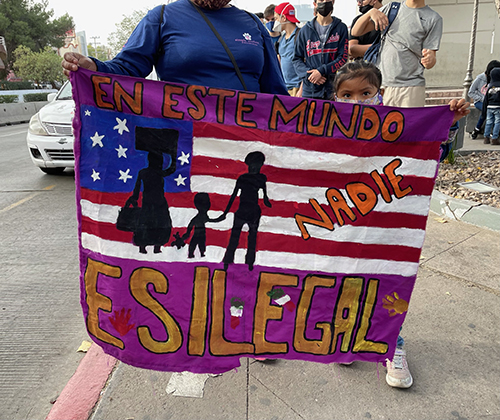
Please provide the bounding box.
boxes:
[430,189,500,231]
[45,344,117,420]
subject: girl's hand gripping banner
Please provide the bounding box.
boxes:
[71,69,452,374]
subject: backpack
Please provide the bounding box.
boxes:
[275,27,300,55]
[363,3,400,64]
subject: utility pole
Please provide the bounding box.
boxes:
[90,36,101,59]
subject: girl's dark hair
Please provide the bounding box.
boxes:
[485,60,500,84]
[332,61,383,95]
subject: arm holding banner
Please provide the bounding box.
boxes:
[62,3,287,94]
[62,52,97,77]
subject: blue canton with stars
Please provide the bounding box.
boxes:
[79,106,193,193]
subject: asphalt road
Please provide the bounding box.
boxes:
[0,123,88,420]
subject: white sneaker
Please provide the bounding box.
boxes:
[385,348,413,389]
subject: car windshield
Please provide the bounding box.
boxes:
[57,82,73,100]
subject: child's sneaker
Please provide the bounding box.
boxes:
[471,128,480,139]
[385,348,413,389]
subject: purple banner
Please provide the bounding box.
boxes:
[72,69,452,373]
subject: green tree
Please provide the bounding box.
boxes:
[87,44,110,62]
[13,46,65,89]
[107,9,147,57]
[0,0,73,72]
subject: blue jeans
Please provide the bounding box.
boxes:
[484,108,500,139]
[474,101,485,130]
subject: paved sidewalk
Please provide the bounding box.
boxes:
[76,216,498,420]
[430,132,500,232]
[459,130,500,154]
[47,136,499,420]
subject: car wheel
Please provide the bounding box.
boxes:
[40,167,66,175]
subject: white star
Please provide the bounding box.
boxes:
[115,145,128,158]
[84,110,91,116]
[91,169,100,182]
[178,151,190,166]
[90,132,104,147]
[118,169,133,183]
[113,118,130,135]
[174,174,187,186]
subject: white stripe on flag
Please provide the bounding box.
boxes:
[193,137,439,178]
[190,176,432,215]
[80,200,426,248]
[81,233,419,277]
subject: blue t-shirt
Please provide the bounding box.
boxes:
[94,0,287,94]
[278,29,301,90]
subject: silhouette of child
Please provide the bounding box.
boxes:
[182,193,218,258]
[218,151,271,271]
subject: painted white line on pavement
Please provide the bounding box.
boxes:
[0,130,27,138]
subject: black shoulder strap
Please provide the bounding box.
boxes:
[192,2,248,91]
[158,5,165,54]
[154,5,166,63]
[275,33,285,54]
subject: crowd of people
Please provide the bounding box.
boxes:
[62,0,474,394]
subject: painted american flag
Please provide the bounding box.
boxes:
[72,69,452,373]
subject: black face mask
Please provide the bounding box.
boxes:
[316,1,333,17]
[359,4,373,13]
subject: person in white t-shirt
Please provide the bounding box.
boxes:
[351,0,442,107]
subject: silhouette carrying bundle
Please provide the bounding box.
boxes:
[116,127,179,254]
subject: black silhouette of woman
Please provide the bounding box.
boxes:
[218,151,271,271]
[126,151,176,254]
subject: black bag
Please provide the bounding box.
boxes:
[116,203,141,232]
[364,2,400,64]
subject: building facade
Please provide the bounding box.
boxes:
[427,0,499,87]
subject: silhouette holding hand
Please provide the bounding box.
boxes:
[181,193,219,258]
[221,151,271,271]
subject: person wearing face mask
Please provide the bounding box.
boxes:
[292,0,348,99]
[273,2,301,96]
[332,60,470,389]
[61,0,287,95]
[348,0,383,59]
[264,4,281,42]
[351,0,443,107]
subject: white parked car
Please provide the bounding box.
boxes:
[27,81,75,174]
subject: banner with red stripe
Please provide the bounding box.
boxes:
[71,68,452,373]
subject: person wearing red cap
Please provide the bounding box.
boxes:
[273,2,302,96]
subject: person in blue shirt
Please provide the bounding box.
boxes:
[62,0,287,95]
[273,2,301,96]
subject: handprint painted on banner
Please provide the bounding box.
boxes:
[382,292,409,317]
[109,308,136,336]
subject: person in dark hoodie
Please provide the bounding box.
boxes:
[292,0,348,99]
[469,60,500,139]
[482,67,500,145]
